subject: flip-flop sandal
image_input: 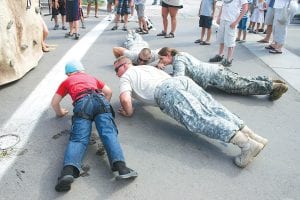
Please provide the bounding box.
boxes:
[265,45,275,50]
[116,169,138,180]
[257,40,269,43]
[269,49,282,54]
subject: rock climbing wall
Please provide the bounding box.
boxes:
[0,0,43,85]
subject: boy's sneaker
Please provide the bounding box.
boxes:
[53,24,59,30]
[209,54,223,62]
[221,59,232,67]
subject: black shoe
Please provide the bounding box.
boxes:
[74,33,80,40]
[113,161,138,180]
[116,168,138,180]
[65,32,74,38]
[55,175,74,192]
[209,55,223,62]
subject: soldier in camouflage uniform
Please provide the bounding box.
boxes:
[158,47,288,100]
[114,56,268,168]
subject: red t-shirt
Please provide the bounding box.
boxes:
[56,72,105,102]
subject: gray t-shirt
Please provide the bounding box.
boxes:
[199,0,214,16]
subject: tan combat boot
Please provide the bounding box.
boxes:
[270,82,288,101]
[230,131,264,168]
[241,126,268,147]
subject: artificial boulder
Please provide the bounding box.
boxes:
[0,0,43,85]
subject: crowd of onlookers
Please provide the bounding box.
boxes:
[43,0,298,66]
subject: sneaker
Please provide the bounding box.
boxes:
[209,54,223,62]
[269,83,288,100]
[74,33,80,40]
[221,59,232,67]
[62,26,67,30]
[157,31,166,36]
[122,26,128,31]
[53,24,59,30]
[111,25,118,30]
[116,168,138,180]
[234,138,264,168]
[55,175,74,192]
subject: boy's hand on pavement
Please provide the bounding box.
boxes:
[56,108,69,118]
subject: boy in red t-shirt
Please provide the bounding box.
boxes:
[51,60,137,192]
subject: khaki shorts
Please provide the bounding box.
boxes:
[217,20,236,47]
[264,7,274,25]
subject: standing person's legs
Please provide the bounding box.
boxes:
[168,7,178,34]
[85,1,92,17]
[200,27,206,42]
[222,21,236,66]
[162,6,169,33]
[95,0,99,17]
[209,20,225,62]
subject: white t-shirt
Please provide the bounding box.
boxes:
[119,65,171,105]
[273,0,288,9]
[221,0,248,22]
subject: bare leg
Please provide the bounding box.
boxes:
[161,6,169,33]
[206,28,212,42]
[169,7,178,33]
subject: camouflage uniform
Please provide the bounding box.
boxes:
[172,53,273,95]
[123,31,149,52]
[154,76,245,143]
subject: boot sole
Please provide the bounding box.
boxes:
[234,142,264,168]
[116,169,138,180]
[55,175,74,192]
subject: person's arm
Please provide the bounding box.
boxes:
[230,3,248,28]
[212,0,217,18]
[101,85,112,101]
[51,94,69,117]
[173,58,186,76]
[118,91,134,117]
[112,47,126,58]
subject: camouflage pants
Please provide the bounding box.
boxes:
[154,76,245,143]
[188,66,273,95]
[123,31,149,52]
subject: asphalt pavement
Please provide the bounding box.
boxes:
[0,1,300,199]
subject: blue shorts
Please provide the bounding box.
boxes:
[199,15,213,28]
[237,17,248,31]
[116,0,131,15]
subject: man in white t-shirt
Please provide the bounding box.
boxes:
[114,56,268,168]
[209,0,248,67]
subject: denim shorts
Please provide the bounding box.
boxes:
[237,17,248,31]
[199,15,213,28]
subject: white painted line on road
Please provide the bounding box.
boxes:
[0,16,111,180]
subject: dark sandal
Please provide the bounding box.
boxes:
[157,31,166,36]
[265,45,275,50]
[269,49,282,54]
[164,32,174,38]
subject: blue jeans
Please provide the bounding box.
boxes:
[63,93,125,172]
